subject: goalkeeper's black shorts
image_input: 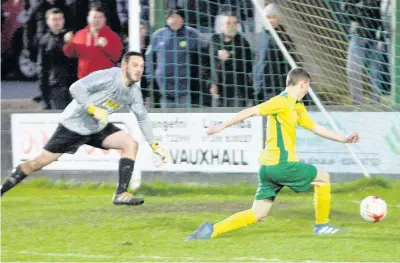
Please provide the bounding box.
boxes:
[43,123,121,154]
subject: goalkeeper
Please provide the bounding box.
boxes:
[186,67,359,240]
[1,51,168,205]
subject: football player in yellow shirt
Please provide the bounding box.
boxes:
[185,67,359,240]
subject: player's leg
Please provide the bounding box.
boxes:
[185,165,278,241]
[1,124,88,196]
[208,198,274,239]
[286,163,345,234]
[275,162,344,234]
[312,170,331,225]
[95,124,143,205]
[312,170,345,234]
[1,150,61,196]
[184,199,273,242]
[252,199,274,221]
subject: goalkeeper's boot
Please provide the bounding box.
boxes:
[314,223,347,235]
[112,192,144,205]
[184,221,213,242]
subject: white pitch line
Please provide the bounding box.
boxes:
[1,250,114,259]
[1,250,284,262]
[0,251,389,263]
[1,250,193,261]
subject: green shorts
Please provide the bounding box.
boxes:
[255,162,318,200]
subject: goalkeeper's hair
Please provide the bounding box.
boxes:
[286,67,311,86]
[122,51,143,63]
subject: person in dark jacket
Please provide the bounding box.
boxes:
[145,8,202,108]
[167,0,253,33]
[206,12,253,107]
[38,8,75,109]
[138,21,156,107]
[22,0,72,61]
[342,0,388,104]
[254,4,298,103]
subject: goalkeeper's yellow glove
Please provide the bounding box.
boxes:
[87,104,108,125]
[151,141,168,163]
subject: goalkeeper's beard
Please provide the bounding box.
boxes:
[126,70,141,85]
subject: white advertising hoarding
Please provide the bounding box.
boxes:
[11,113,263,173]
[11,113,141,170]
[297,112,400,175]
[11,112,399,174]
[138,113,264,172]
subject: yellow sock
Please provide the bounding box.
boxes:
[314,183,331,224]
[211,209,257,238]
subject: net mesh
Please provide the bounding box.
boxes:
[142,0,397,111]
[143,0,256,108]
[268,0,394,110]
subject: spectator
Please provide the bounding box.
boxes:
[91,0,120,34]
[342,0,388,104]
[140,21,162,108]
[168,0,254,33]
[68,0,121,34]
[254,4,297,103]
[168,0,220,33]
[37,8,75,109]
[63,6,123,79]
[116,0,128,37]
[140,0,150,25]
[139,21,154,107]
[380,0,391,94]
[145,8,202,108]
[206,12,253,107]
[21,0,72,61]
[117,0,149,33]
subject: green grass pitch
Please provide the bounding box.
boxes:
[1,177,399,262]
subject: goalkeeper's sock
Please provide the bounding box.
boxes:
[314,183,331,224]
[1,165,28,196]
[211,209,258,238]
[116,158,135,194]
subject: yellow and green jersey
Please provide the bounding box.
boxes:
[257,92,316,166]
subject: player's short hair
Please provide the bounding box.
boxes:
[122,51,143,63]
[45,8,64,19]
[286,67,311,86]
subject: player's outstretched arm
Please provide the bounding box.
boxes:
[311,124,359,144]
[206,106,261,135]
[129,90,168,164]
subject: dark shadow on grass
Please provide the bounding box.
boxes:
[212,229,400,243]
[295,233,400,242]
[277,209,356,219]
[18,177,395,196]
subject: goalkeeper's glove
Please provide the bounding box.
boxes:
[151,141,168,163]
[87,104,108,125]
